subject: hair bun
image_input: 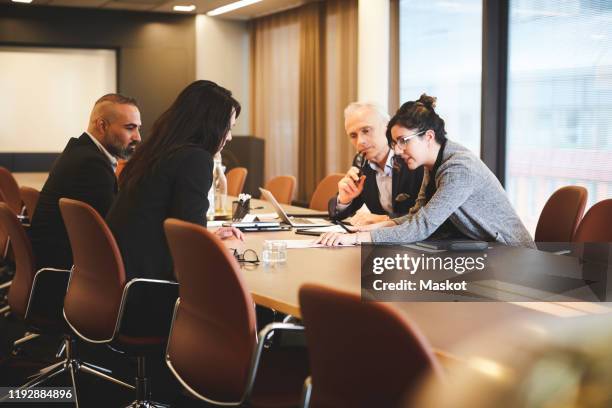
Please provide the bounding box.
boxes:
[417,94,437,110]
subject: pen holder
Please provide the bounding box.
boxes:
[232,199,250,221]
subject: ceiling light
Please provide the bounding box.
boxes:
[173,4,196,12]
[206,0,262,16]
[12,0,33,3]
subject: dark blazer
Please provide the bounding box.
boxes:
[328,154,424,220]
[30,133,117,270]
[106,146,213,282]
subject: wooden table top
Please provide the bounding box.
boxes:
[218,198,612,357]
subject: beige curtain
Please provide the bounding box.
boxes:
[325,0,358,175]
[250,0,359,202]
[250,10,301,190]
[298,2,326,201]
[389,0,400,114]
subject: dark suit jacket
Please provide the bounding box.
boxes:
[328,154,424,220]
[106,146,213,282]
[30,133,117,270]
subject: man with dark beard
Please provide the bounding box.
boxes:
[30,94,141,270]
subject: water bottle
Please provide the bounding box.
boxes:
[206,155,219,221]
[214,154,228,216]
[206,182,216,221]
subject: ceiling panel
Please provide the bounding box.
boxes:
[103,0,167,10]
[103,1,158,10]
[1,0,53,6]
[47,0,106,7]
[208,0,309,19]
[3,0,314,18]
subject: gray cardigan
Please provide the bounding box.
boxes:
[370,140,536,248]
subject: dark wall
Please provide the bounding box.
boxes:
[222,136,264,198]
[0,4,196,170]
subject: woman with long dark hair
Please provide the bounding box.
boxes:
[316,94,535,248]
[107,80,243,281]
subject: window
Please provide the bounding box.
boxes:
[399,0,482,154]
[505,0,612,234]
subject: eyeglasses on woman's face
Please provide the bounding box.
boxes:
[390,130,426,150]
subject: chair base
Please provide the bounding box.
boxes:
[0,337,134,407]
[125,355,169,408]
[13,332,40,347]
[125,400,170,408]
[0,304,9,316]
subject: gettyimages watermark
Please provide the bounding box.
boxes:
[360,242,612,302]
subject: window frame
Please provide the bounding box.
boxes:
[480,0,509,185]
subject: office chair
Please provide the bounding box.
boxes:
[164,218,309,407]
[0,203,81,400]
[573,198,612,242]
[227,167,248,196]
[60,198,178,408]
[534,186,587,242]
[264,175,296,205]
[116,159,127,177]
[0,167,23,215]
[309,174,343,211]
[19,186,40,221]
[299,284,444,408]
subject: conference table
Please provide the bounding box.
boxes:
[215,198,612,362]
[14,174,611,361]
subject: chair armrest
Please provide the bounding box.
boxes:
[242,322,306,403]
[301,376,312,408]
[115,279,179,338]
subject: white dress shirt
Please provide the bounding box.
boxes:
[85,131,118,172]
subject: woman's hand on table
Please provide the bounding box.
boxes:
[315,231,371,247]
[349,212,389,226]
[214,226,245,241]
[353,219,396,232]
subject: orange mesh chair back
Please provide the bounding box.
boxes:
[19,186,40,220]
[309,174,344,211]
[0,166,23,214]
[299,284,444,408]
[264,175,296,205]
[534,186,587,242]
[59,198,126,341]
[573,198,612,242]
[163,219,257,402]
[227,167,248,197]
[0,203,36,319]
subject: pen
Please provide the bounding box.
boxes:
[295,230,322,236]
[334,220,352,233]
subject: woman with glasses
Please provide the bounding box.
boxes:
[316,94,535,248]
[107,80,244,282]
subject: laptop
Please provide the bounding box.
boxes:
[259,187,333,228]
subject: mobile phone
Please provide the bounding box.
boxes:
[354,153,367,177]
[416,240,489,251]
